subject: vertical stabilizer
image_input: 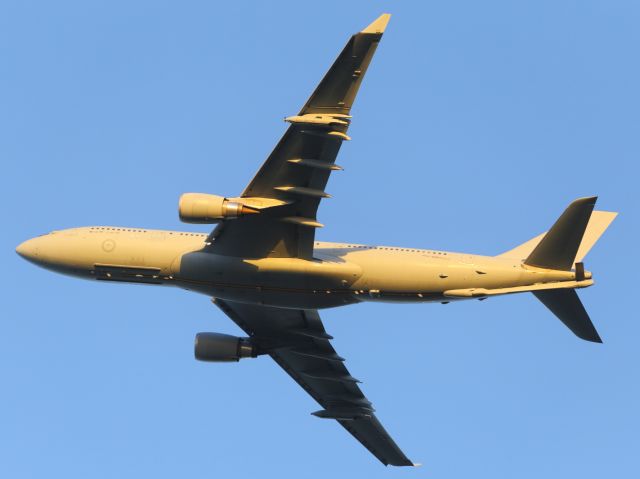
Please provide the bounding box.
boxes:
[498,211,617,262]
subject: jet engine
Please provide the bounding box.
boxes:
[194,332,257,362]
[178,193,258,223]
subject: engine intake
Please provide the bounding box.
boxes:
[194,332,257,362]
[179,193,258,223]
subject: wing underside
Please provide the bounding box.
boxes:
[207,14,390,259]
[214,299,414,466]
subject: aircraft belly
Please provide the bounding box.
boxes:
[173,251,363,309]
[170,246,551,308]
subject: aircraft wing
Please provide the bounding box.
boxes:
[207,14,390,259]
[213,298,414,467]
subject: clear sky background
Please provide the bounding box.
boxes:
[2,1,638,477]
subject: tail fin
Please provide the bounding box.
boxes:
[496,197,616,343]
[533,289,602,343]
[525,197,596,270]
[499,201,617,266]
[573,210,618,263]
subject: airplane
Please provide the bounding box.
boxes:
[16,13,617,467]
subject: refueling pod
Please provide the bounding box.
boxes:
[194,332,257,362]
[179,193,258,223]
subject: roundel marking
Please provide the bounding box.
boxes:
[102,239,116,253]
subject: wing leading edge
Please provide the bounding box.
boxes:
[207,14,391,259]
[213,298,415,466]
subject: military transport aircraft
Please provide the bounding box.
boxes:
[16,14,616,466]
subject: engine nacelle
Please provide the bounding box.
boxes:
[194,332,257,362]
[179,193,257,223]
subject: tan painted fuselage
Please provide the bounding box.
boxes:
[16,226,585,309]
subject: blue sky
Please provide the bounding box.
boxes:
[2,1,638,477]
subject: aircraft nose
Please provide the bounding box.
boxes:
[16,237,41,262]
[16,231,87,275]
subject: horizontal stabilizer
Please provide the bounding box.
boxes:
[533,289,602,343]
[525,197,596,270]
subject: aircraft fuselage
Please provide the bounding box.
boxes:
[16,226,583,309]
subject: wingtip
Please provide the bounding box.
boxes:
[361,13,391,34]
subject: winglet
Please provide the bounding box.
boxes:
[362,13,391,34]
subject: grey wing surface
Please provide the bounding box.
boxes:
[207,14,390,259]
[214,298,414,466]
